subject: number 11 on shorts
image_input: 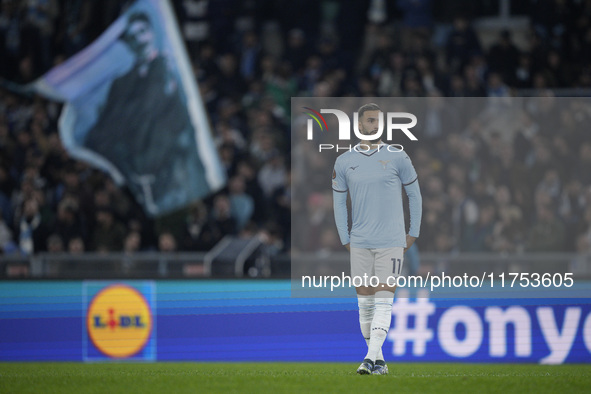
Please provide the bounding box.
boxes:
[392,258,402,276]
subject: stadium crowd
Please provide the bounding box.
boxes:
[1,0,591,257]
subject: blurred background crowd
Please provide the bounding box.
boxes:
[291,96,591,258]
[1,0,591,257]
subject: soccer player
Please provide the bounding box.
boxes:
[332,103,422,375]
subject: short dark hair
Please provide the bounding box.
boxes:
[357,103,381,119]
[121,12,152,43]
[127,12,151,28]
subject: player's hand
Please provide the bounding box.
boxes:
[344,243,350,252]
[404,235,416,253]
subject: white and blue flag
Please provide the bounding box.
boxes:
[29,0,225,216]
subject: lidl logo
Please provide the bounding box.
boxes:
[85,283,155,360]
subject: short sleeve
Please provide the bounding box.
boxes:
[398,152,418,186]
[332,157,348,192]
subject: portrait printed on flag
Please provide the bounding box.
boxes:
[35,0,225,216]
[82,10,208,215]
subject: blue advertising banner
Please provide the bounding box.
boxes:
[30,0,225,216]
[0,281,590,363]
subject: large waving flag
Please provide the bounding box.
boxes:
[31,0,225,216]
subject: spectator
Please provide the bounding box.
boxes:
[257,153,287,199]
[527,204,566,252]
[215,121,247,151]
[460,202,496,252]
[16,197,49,254]
[239,31,261,81]
[463,64,487,96]
[228,175,254,231]
[0,209,17,254]
[21,0,59,75]
[91,208,126,252]
[270,170,291,242]
[284,29,307,73]
[59,0,92,56]
[486,72,510,97]
[217,53,247,98]
[448,182,479,251]
[487,30,520,85]
[123,231,142,253]
[218,143,237,179]
[490,186,525,252]
[182,201,227,252]
[46,233,64,253]
[0,165,16,221]
[376,51,405,96]
[0,1,25,80]
[445,15,482,74]
[158,231,177,252]
[54,199,85,246]
[514,53,533,88]
[210,194,237,240]
[181,202,209,251]
[68,236,85,254]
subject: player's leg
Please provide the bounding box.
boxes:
[365,247,404,375]
[356,289,378,374]
[357,293,374,350]
[352,247,376,349]
[351,247,383,374]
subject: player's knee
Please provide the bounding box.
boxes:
[378,283,396,293]
[355,286,375,296]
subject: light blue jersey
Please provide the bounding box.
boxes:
[332,143,422,248]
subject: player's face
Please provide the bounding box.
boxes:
[126,20,155,56]
[358,110,380,136]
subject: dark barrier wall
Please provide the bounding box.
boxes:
[1,280,590,363]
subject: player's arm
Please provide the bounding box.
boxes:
[333,191,350,250]
[332,159,350,250]
[403,179,422,253]
[399,153,422,253]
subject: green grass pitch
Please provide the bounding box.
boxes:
[0,362,589,393]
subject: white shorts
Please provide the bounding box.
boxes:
[350,246,404,286]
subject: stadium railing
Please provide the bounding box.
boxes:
[1,252,590,280]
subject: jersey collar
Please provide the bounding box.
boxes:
[355,142,386,157]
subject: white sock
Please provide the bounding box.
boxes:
[365,290,394,362]
[358,294,384,361]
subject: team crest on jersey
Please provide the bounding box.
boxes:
[378,160,391,169]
